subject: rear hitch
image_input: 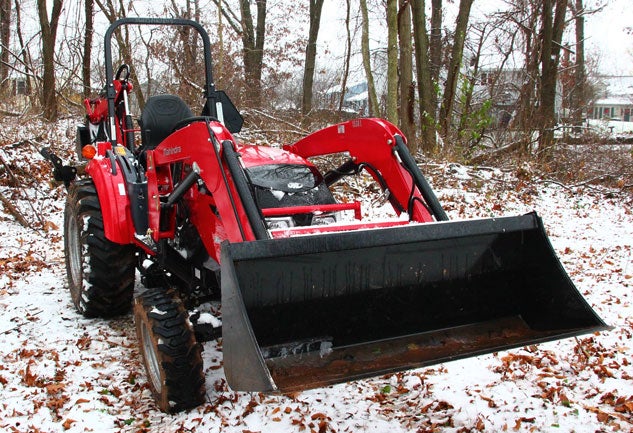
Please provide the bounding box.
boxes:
[39,147,78,188]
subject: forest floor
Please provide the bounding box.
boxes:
[0,117,632,432]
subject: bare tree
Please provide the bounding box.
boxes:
[457,21,489,139]
[36,0,63,121]
[301,0,324,117]
[398,0,415,145]
[13,0,33,99]
[95,0,146,108]
[386,0,398,123]
[507,2,541,134]
[338,0,352,114]
[83,0,94,99]
[571,0,586,125]
[0,0,10,92]
[429,0,442,111]
[538,0,568,156]
[162,0,206,105]
[212,0,267,107]
[439,0,473,139]
[360,0,380,116]
[412,0,436,153]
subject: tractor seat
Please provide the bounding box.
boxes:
[139,95,193,150]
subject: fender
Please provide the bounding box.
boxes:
[85,155,135,245]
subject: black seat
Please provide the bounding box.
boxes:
[139,95,193,149]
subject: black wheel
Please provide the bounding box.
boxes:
[64,178,136,317]
[134,288,206,413]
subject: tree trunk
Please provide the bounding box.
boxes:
[338,0,352,113]
[301,0,324,117]
[360,0,380,116]
[457,23,486,136]
[412,0,436,154]
[13,0,33,99]
[0,0,10,93]
[398,0,415,148]
[83,0,93,99]
[429,0,442,112]
[386,0,398,124]
[36,0,63,121]
[572,0,585,125]
[512,4,540,134]
[239,0,266,107]
[538,0,568,158]
[217,0,224,82]
[439,0,473,139]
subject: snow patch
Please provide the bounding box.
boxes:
[150,307,167,315]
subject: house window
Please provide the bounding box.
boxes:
[16,79,27,96]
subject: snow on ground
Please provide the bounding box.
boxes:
[1,126,632,432]
[585,119,633,138]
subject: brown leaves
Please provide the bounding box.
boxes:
[242,397,259,418]
[479,394,497,408]
[0,250,49,279]
[600,392,633,416]
[76,334,92,350]
[513,417,535,431]
[61,419,75,430]
[16,348,71,420]
[494,350,560,378]
[22,360,38,387]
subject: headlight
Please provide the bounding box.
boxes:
[311,212,338,226]
[266,216,295,230]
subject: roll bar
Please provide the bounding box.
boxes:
[103,17,218,145]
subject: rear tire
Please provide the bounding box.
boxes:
[64,178,136,317]
[134,288,206,413]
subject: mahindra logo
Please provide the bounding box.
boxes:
[163,146,182,156]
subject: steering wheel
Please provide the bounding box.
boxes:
[115,64,130,81]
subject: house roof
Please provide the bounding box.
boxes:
[594,96,633,106]
[595,76,633,98]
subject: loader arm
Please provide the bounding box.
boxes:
[284,118,436,222]
[144,119,264,261]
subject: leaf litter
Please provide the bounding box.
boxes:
[0,118,632,432]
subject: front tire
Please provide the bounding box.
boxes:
[64,178,136,317]
[134,288,206,413]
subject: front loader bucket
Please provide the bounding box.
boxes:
[221,212,608,393]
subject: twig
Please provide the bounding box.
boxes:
[0,189,29,227]
[534,179,575,192]
[0,310,43,334]
[0,147,46,228]
[247,108,311,136]
[573,337,591,365]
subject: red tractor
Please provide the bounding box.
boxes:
[43,18,606,412]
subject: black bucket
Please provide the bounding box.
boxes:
[221,212,608,392]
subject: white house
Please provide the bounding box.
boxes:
[588,76,633,121]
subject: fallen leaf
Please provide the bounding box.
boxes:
[62,419,75,430]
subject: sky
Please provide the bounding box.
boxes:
[318,0,633,77]
[583,0,632,75]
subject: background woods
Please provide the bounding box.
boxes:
[0,0,630,175]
